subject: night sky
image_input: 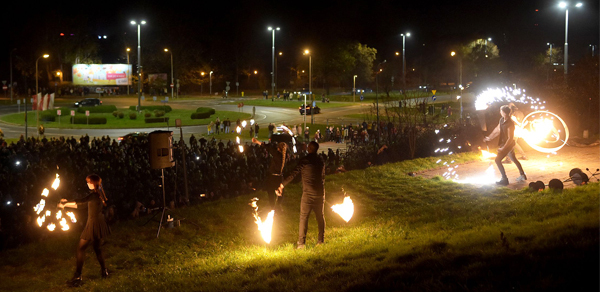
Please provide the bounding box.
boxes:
[1,0,598,82]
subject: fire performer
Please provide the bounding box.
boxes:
[252,137,287,212]
[58,174,111,287]
[278,141,325,249]
[484,105,527,186]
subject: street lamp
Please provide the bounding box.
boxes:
[276,51,282,92]
[375,60,386,145]
[209,71,213,95]
[450,51,463,119]
[353,75,358,102]
[303,49,313,124]
[164,48,174,99]
[485,37,492,57]
[558,1,583,75]
[200,72,205,96]
[131,20,146,111]
[35,54,49,137]
[547,43,554,81]
[268,26,280,100]
[400,33,410,92]
[126,48,131,95]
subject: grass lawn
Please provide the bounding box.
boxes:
[0,108,251,129]
[0,153,597,292]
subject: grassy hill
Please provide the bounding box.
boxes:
[0,153,598,292]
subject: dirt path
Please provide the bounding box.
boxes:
[420,144,600,190]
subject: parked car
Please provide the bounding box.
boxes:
[299,104,321,115]
[74,98,102,107]
[117,132,147,143]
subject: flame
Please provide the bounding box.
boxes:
[238,145,244,153]
[59,218,69,231]
[66,212,77,223]
[331,196,354,222]
[481,149,497,159]
[455,165,497,185]
[41,188,49,197]
[37,216,45,227]
[56,210,62,220]
[47,223,56,231]
[51,174,60,190]
[236,126,242,134]
[254,210,275,244]
[241,120,247,128]
[34,199,46,214]
[236,136,241,144]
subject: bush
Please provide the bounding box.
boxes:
[144,112,152,118]
[195,107,216,115]
[129,112,137,120]
[154,110,165,117]
[70,116,107,124]
[39,112,56,122]
[77,105,117,113]
[191,112,212,119]
[129,105,172,112]
[112,111,119,117]
[118,112,125,119]
[145,117,169,123]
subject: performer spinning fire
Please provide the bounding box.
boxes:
[252,137,287,212]
[58,174,111,287]
[484,105,527,186]
[278,141,326,249]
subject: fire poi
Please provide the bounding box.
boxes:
[249,197,275,244]
[34,172,77,231]
[331,195,354,222]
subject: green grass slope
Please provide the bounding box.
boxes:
[0,153,597,292]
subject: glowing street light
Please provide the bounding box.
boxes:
[558,1,583,75]
[131,20,146,111]
[200,72,205,96]
[400,33,410,92]
[164,48,174,99]
[126,48,131,95]
[353,75,358,102]
[209,71,213,95]
[450,51,463,119]
[268,26,280,100]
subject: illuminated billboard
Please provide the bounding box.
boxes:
[72,64,132,85]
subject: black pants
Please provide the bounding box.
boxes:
[495,146,525,179]
[75,238,105,276]
[298,195,325,244]
[266,175,283,210]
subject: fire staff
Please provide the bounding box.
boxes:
[484,105,527,186]
[58,174,111,287]
[252,137,287,212]
[278,141,326,249]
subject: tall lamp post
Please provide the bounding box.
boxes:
[268,27,280,100]
[353,75,358,102]
[131,20,146,111]
[375,60,386,145]
[558,1,583,76]
[164,48,174,99]
[35,54,49,137]
[303,49,313,124]
[209,71,213,96]
[126,48,131,95]
[200,72,205,96]
[276,51,282,93]
[401,33,410,92]
[450,51,463,119]
[547,43,554,81]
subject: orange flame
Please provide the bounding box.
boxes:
[331,196,354,222]
[481,149,497,159]
[254,210,275,244]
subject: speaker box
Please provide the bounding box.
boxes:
[148,131,175,169]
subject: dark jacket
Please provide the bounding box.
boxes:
[282,153,325,198]
[266,144,285,175]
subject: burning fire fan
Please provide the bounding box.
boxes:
[34,172,77,231]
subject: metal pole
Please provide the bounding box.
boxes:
[127,50,130,96]
[564,9,569,75]
[35,57,39,137]
[271,29,275,100]
[137,24,142,111]
[402,35,406,92]
[353,75,356,102]
[170,51,174,99]
[10,49,15,102]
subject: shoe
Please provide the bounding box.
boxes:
[316,241,324,246]
[519,156,528,160]
[66,275,83,287]
[101,268,109,279]
[496,178,509,186]
[296,243,305,249]
[516,174,527,182]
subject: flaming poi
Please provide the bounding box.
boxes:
[249,197,275,244]
[330,188,354,222]
[34,172,77,231]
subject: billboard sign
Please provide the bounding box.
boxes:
[72,64,132,86]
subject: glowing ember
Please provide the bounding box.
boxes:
[34,199,46,214]
[455,165,497,185]
[37,216,45,227]
[41,188,49,197]
[238,145,244,153]
[47,223,56,231]
[241,120,247,128]
[51,174,60,190]
[66,211,77,223]
[236,126,242,134]
[481,149,497,159]
[331,196,354,222]
[249,198,275,244]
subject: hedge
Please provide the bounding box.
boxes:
[77,105,118,113]
[70,116,107,124]
[195,107,216,115]
[191,112,212,119]
[130,105,172,113]
[145,117,169,123]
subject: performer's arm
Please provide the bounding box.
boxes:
[277,160,307,195]
[484,124,500,142]
[251,137,262,146]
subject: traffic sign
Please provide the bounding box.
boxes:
[71,110,75,116]
[431,90,437,95]
[57,110,62,116]
[85,110,90,116]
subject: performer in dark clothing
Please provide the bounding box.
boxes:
[252,137,287,210]
[484,105,527,186]
[59,174,111,287]
[278,141,325,249]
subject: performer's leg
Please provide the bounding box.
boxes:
[514,139,526,158]
[75,239,91,276]
[495,149,509,180]
[92,240,106,272]
[313,200,326,244]
[298,198,311,245]
[507,149,526,176]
